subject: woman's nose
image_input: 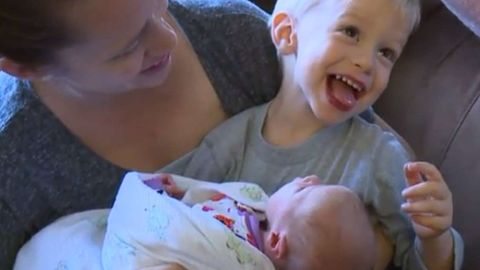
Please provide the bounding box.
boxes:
[143,14,177,59]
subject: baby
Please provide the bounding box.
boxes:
[14,172,375,270]
[151,173,376,270]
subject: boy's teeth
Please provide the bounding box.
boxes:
[333,74,363,92]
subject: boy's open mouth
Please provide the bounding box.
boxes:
[326,74,367,111]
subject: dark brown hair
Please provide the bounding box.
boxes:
[0,0,71,66]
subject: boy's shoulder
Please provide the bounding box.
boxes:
[204,104,267,143]
[350,116,411,158]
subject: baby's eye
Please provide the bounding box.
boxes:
[378,48,397,62]
[341,25,360,41]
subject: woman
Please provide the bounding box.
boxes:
[0,0,280,268]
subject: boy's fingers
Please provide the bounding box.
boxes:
[404,163,423,186]
[402,182,450,200]
[407,162,444,183]
[410,215,450,232]
[401,200,450,216]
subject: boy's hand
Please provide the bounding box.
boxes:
[401,162,453,239]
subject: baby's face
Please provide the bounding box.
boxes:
[279,0,413,127]
[266,175,321,218]
[266,176,352,226]
[266,175,323,222]
[266,177,375,269]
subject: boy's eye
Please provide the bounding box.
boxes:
[378,48,397,62]
[341,26,360,40]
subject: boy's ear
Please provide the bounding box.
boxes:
[266,231,288,260]
[0,58,44,80]
[271,12,297,55]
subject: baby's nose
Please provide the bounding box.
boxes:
[303,175,321,185]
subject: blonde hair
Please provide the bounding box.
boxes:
[270,0,421,32]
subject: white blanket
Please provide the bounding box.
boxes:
[14,172,274,270]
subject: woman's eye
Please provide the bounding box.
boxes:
[122,43,140,57]
[379,48,397,62]
[342,26,360,40]
[112,41,140,61]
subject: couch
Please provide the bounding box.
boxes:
[253,0,480,269]
[376,1,480,269]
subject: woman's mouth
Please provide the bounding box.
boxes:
[141,53,171,74]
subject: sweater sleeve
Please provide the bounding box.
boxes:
[0,200,29,270]
[370,134,464,270]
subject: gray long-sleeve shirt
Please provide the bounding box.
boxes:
[162,103,464,270]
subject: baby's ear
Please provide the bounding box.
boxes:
[266,231,288,260]
[270,11,297,55]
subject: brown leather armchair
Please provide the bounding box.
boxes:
[375,1,480,269]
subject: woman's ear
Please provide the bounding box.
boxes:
[0,58,44,80]
[271,12,298,55]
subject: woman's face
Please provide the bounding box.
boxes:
[48,0,177,97]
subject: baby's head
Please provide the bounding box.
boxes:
[264,176,375,270]
[269,0,420,126]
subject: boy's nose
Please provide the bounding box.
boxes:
[351,50,374,75]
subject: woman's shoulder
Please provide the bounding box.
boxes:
[0,73,26,130]
[0,73,94,173]
[0,74,53,171]
[170,0,280,116]
[170,0,270,38]
[172,0,268,19]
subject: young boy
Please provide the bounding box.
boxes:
[161,0,463,269]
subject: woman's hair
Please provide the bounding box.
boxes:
[0,0,72,66]
[270,0,421,31]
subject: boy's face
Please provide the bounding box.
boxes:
[285,0,412,126]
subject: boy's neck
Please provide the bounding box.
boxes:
[263,84,328,147]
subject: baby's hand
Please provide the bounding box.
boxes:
[142,173,185,199]
[401,162,452,239]
[158,174,186,199]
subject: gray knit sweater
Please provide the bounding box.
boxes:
[0,0,280,268]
